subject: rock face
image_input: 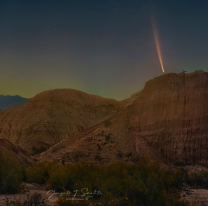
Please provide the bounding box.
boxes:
[0,89,124,154]
[0,137,32,165]
[39,71,208,166]
[0,95,28,110]
[121,91,141,107]
[129,70,208,166]
[37,110,140,164]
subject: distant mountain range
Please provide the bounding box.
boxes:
[0,95,28,110]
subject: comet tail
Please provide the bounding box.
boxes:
[152,18,164,73]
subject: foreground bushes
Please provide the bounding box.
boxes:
[2,152,208,205]
[26,162,53,184]
[0,151,24,194]
[26,160,187,206]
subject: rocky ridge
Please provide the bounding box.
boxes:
[129,70,208,166]
[39,70,208,166]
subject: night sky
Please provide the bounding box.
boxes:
[0,0,208,100]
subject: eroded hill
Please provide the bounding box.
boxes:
[39,71,208,166]
[0,89,124,154]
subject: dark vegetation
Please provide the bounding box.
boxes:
[105,120,112,127]
[187,170,208,189]
[0,151,25,194]
[26,157,187,206]
[2,152,208,205]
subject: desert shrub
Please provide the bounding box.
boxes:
[161,168,187,190]
[94,153,101,162]
[126,152,132,158]
[48,162,102,193]
[105,120,112,127]
[117,150,123,158]
[48,164,74,191]
[105,133,111,141]
[26,162,53,184]
[186,170,208,188]
[0,151,24,194]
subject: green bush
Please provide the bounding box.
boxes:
[48,164,75,191]
[26,162,53,184]
[0,151,24,194]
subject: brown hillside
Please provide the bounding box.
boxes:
[39,70,208,167]
[0,137,32,165]
[0,89,124,154]
[129,70,208,166]
[37,110,140,164]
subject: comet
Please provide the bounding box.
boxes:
[152,17,164,73]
